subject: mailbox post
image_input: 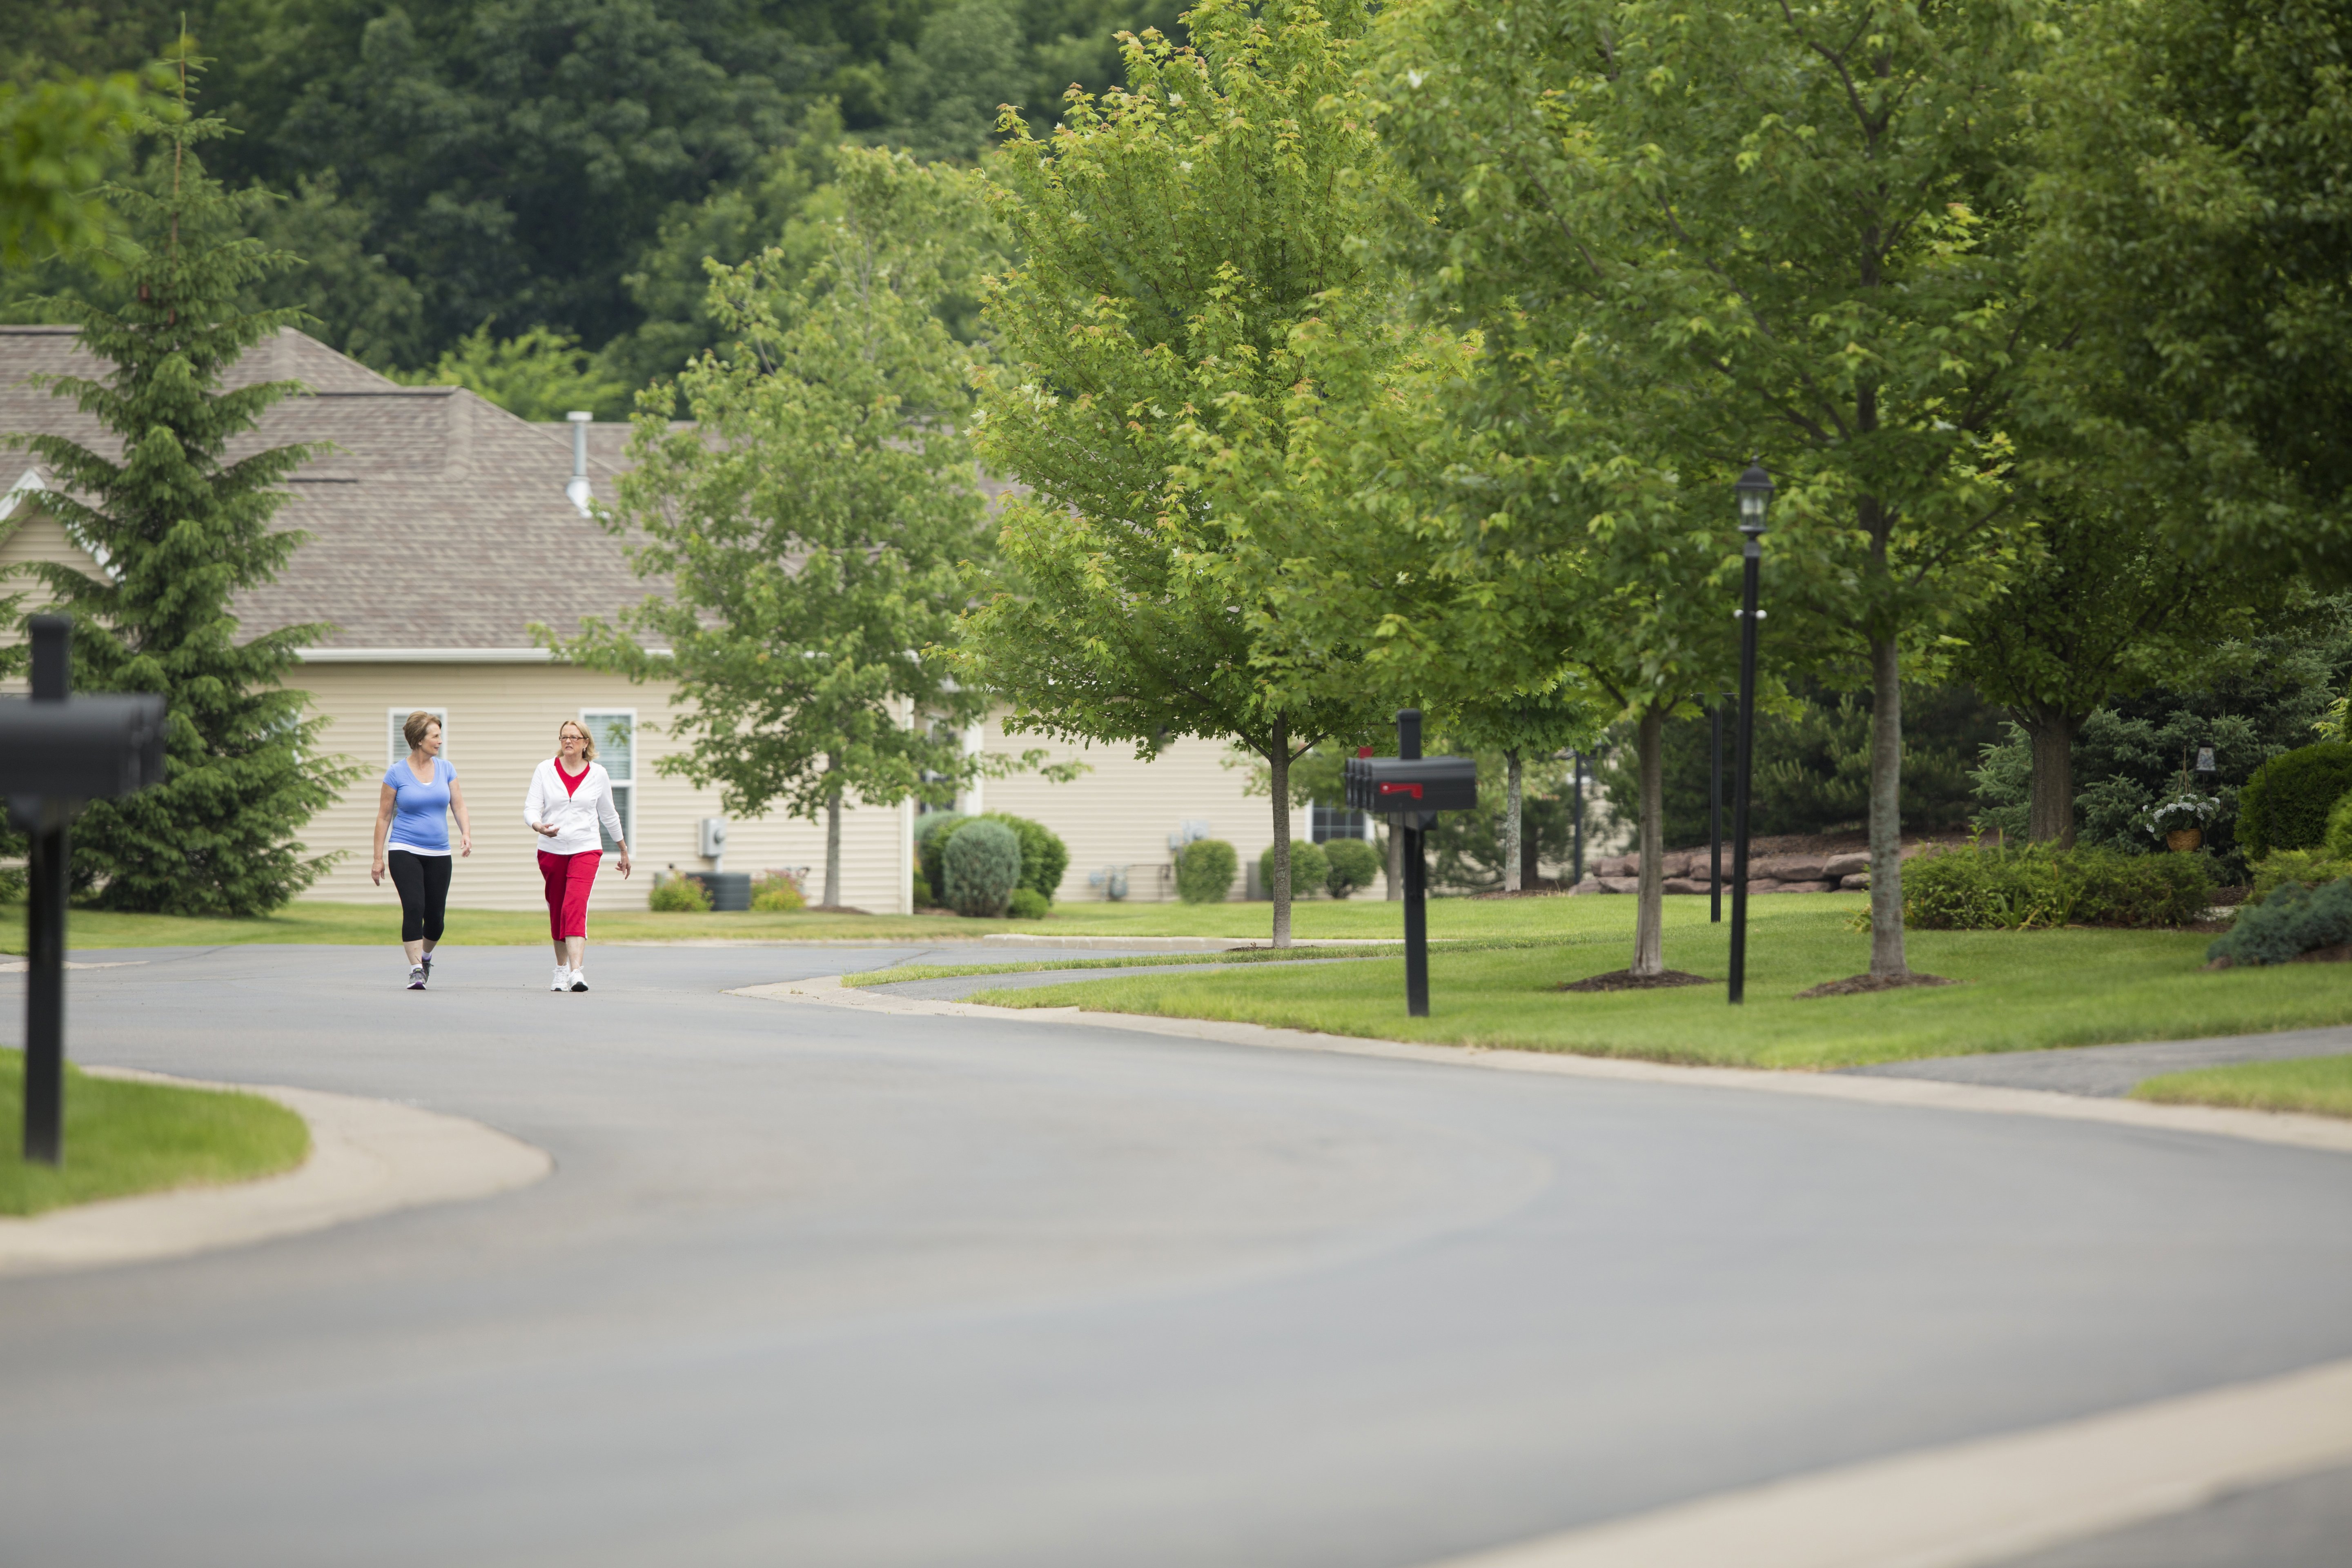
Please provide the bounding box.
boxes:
[1345,709,1477,1018]
[2,617,168,1164]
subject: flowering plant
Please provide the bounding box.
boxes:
[2140,791,2220,840]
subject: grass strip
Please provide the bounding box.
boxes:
[2131,1055,2352,1119]
[837,938,1621,988]
[0,890,1864,952]
[964,909,2352,1071]
[0,1052,311,1216]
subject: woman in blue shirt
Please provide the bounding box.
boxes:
[371,710,473,989]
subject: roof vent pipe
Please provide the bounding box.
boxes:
[566,410,593,515]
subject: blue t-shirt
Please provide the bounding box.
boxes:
[384,756,456,854]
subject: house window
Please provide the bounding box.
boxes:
[1310,801,1372,843]
[387,708,448,767]
[583,710,635,851]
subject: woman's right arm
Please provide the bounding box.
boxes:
[372,783,396,885]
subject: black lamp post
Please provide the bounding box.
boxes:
[1727,461,1773,1004]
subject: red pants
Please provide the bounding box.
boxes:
[539,849,601,941]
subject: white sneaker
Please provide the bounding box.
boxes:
[568,969,588,993]
[550,965,570,992]
[408,966,427,990]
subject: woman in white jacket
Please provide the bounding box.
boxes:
[525,719,633,992]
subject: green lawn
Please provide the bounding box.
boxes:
[0,1053,312,1216]
[3,889,1807,951]
[962,906,2350,1071]
[2132,1055,2352,1119]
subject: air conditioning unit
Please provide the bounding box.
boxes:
[697,817,728,859]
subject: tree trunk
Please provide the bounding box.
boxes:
[2026,714,2078,847]
[1503,750,1523,893]
[823,753,843,909]
[1269,718,1293,949]
[1386,816,1403,900]
[1633,707,1665,976]
[1867,639,1909,978]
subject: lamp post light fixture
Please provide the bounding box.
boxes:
[1728,461,1774,1004]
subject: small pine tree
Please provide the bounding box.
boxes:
[12,41,353,915]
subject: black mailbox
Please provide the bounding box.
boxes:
[0,693,169,803]
[1345,755,1479,815]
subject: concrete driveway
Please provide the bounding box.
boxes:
[2,943,2348,1566]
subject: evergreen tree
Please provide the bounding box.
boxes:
[11,44,352,915]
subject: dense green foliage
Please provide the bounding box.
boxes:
[1604,686,2001,853]
[986,812,1067,904]
[15,66,353,914]
[2252,849,2352,902]
[2207,878,2352,967]
[1322,838,1381,900]
[942,815,1020,916]
[4,0,1183,383]
[1174,839,1237,904]
[648,871,715,911]
[1007,886,1049,918]
[915,810,966,901]
[2238,744,2352,860]
[555,149,1021,905]
[1259,840,1327,903]
[1903,844,2214,932]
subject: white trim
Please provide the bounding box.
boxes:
[0,465,49,524]
[295,647,672,664]
[579,707,636,853]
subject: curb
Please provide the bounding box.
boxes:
[731,976,2352,1158]
[0,1069,553,1277]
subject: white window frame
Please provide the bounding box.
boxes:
[388,707,449,768]
[581,708,636,855]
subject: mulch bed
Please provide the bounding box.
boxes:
[1795,972,1959,999]
[1560,969,1712,992]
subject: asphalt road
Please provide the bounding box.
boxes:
[3,943,2350,1568]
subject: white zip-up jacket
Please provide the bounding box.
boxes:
[524,757,626,856]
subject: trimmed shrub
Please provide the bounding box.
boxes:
[1174,838,1238,904]
[2326,791,2352,861]
[915,811,967,898]
[750,871,804,913]
[1007,886,1050,920]
[2252,848,2352,901]
[1258,839,1328,902]
[2238,742,2352,859]
[1903,844,2213,930]
[1323,837,1382,900]
[911,872,934,909]
[648,871,712,912]
[985,812,1069,904]
[2207,878,2352,967]
[944,818,1021,917]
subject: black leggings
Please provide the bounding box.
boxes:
[386,850,450,944]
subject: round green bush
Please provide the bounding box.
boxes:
[1174,839,1238,904]
[2238,742,2352,859]
[2208,876,2352,966]
[944,817,1022,917]
[1258,839,1328,902]
[915,811,967,899]
[648,872,712,913]
[2324,791,2352,862]
[1322,837,1382,900]
[1007,886,1050,920]
[984,812,1069,904]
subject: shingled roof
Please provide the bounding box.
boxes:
[0,325,656,652]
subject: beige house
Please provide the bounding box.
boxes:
[1,326,1302,913]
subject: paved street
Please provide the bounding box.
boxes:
[4,943,2350,1567]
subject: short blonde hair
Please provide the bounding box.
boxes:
[403,710,441,750]
[557,718,597,762]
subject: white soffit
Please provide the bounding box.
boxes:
[293,647,672,664]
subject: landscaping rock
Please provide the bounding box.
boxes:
[1599,875,1642,894]
[1662,876,1713,896]
[1776,880,1840,894]
[1824,852,1870,879]
[1754,853,1831,882]
[1839,873,1870,891]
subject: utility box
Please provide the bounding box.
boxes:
[1344,755,1478,815]
[697,817,728,860]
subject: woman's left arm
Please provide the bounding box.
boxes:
[595,769,631,878]
[448,775,473,857]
